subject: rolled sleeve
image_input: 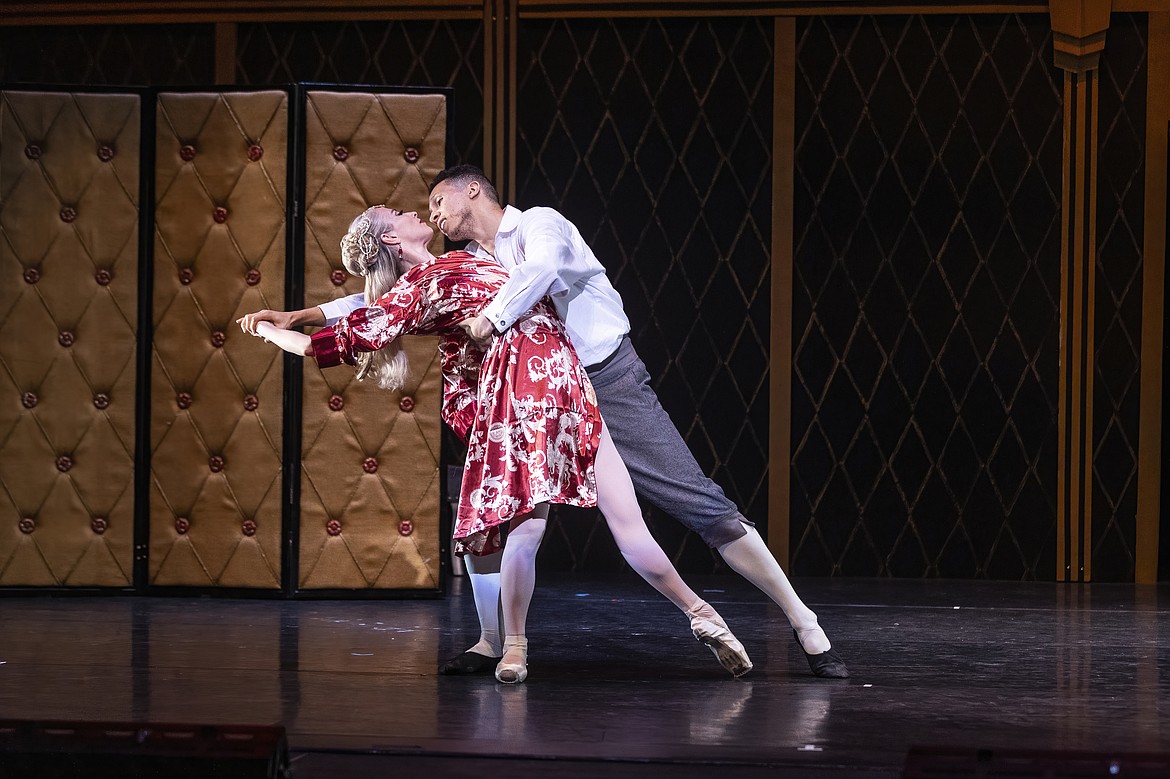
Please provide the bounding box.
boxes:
[318,294,365,326]
[310,327,346,367]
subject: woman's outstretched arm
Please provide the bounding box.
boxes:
[255,321,313,356]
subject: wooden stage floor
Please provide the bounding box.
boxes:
[1,575,1168,777]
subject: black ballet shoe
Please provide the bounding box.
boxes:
[438,650,500,675]
[793,629,849,678]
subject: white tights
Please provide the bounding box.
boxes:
[716,527,832,653]
[463,549,503,658]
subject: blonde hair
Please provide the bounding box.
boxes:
[339,206,410,391]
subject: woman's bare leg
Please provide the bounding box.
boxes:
[594,425,751,677]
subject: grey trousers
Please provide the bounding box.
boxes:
[586,336,749,548]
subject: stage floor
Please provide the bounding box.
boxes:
[1,575,1168,777]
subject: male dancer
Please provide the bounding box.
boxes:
[242,167,848,678]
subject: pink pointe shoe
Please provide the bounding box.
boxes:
[495,636,528,684]
[687,608,753,677]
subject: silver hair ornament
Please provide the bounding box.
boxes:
[340,214,380,276]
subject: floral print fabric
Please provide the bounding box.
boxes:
[310,251,601,555]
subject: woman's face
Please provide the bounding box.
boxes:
[374,207,435,247]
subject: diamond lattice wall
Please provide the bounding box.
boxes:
[1090,13,1147,582]
[150,91,288,588]
[516,17,775,574]
[791,14,1063,578]
[0,90,140,586]
[236,21,482,169]
[0,25,215,86]
[298,90,446,590]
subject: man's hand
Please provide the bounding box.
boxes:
[458,313,497,345]
[237,309,297,335]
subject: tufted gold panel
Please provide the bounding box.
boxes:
[299,91,446,589]
[0,90,140,587]
[151,91,287,588]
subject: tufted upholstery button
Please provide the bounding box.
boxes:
[328,394,344,412]
[93,393,110,410]
[242,519,257,537]
[24,268,40,284]
[21,392,37,409]
[60,206,77,223]
[245,268,261,286]
[179,268,194,285]
[399,396,415,413]
[175,517,190,534]
[211,330,226,348]
[25,144,42,160]
[248,143,264,161]
[243,394,259,411]
[91,517,108,535]
[330,269,347,286]
[213,206,229,224]
[333,145,349,162]
[180,144,197,161]
[56,455,72,472]
[19,517,36,534]
[363,457,378,474]
[95,268,112,286]
[326,519,342,536]
[398,520,413,536]
[177,391,192,409]
[97,144,115,162]
[209,455,225,472]
[404,146,420,163]
[58,331,74,347]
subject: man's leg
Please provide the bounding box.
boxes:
[587,339,745,547]
[588,338,847,676]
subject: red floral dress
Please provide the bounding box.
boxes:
[310,251,601,555]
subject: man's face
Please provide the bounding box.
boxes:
[428,180,475,241]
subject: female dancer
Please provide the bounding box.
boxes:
[247,205,751,683]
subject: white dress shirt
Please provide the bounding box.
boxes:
[472,205,628,366]
[320,205,630,367]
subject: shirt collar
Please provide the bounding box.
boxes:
[498,205,522,235]
[466,205,521,258]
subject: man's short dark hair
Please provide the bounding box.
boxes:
[430,164,501,205]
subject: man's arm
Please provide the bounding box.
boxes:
[477,211,591,335]
[238,306,324,335]
[237,293,365,334]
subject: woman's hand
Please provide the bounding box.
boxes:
[255,321,313,357]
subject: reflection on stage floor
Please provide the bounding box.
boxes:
[1,575,1167,777]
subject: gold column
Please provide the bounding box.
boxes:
[483,0,518,202]
[1050,0,1111,582]
[1136,12,1169,584]
[769,17,796,565]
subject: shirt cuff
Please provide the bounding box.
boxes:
[310,328,344,367]
[481,302,509,332]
